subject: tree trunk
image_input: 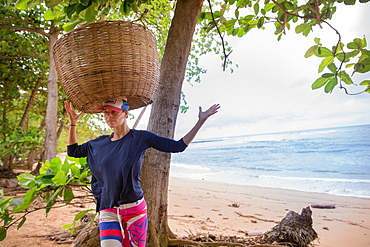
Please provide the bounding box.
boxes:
[141,0,205,246]
[19,78,42,128]
[44,24,60,161]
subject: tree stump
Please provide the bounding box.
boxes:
[262,206,318,247]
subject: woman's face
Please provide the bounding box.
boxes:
[103,109,128,128]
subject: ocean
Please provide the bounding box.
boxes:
[170,124,370,198]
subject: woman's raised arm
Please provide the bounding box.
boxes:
[182,104,220,145]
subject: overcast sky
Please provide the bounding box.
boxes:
[128,3,370,140]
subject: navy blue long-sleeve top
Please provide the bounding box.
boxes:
[67,129,187,211]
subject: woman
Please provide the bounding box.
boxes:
[65,99,220,247]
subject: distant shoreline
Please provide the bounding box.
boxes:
[169,174,370,199]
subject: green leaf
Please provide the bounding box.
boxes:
[61,224,74,230]
[314,47,333,57]
[17,173,35,189]
[225,19,236,29]
[257,17,264,29]
[355,58,370,73]
[338,70,353,85]
[327,63,337,73]
[319,56,334,73]
[79,171,89,180]
[312,77,330,89]
[305,45,318,58]
[74,209,95,221]
[359,80,370,86]
[15,0,29,10]
[253,2,259,14]
[38,174,55,185]
[70,165,80,178]
[354,38,364,48]
[344,0,356,5]
[17,217,27,230]
[63,187,74,203]
[314,37,321,45]
[79,158,87,165]
[85,5,97,23]
[295,23,307,34]
[347,38,364,49]
[61,161,70,174]
[0,226,6,241]
[0,197,12,212]
[322,73,334,78]
[52,171,67,186]
[80,0,92,6]
[12,188,37,213]
[324,77,338,93]
[65,4,77,18]
[346,63,355,68]
[334,42,345,54]
[236,0,244,8]
[235,9,240,19]
[50,157,62,172]
[264,3,275,11]
[359,54,369,63]
[46,0,63,8]
[44,9,56,20]
[362,37,367,47]
[76,3,89,15]
[51,171,67,186]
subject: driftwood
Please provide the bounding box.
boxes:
[235,211,277,223]
[70,214,99,247]
[311,204,335,209]
[261,207,318,247]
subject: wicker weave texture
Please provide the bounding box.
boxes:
[53,21,160,113]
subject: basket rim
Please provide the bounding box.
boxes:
[54,20,156,49]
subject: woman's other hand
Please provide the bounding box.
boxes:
[64,101,83,125]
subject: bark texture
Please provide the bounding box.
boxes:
[44,24,60,161]
[141,0,205,246]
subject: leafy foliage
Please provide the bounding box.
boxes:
[197,0,370,94]
[0,157,93,240]
[307,37,370,93]
[0,3,50,168]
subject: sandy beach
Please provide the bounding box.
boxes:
[2,176,370,246]
[168,177,370,247]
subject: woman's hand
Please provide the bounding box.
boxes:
[182,104,220,145]
[198,104,220,123]
[64,101,83,125]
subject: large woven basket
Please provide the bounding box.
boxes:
[53,21,160,113]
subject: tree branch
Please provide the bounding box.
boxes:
[0,24,50,37]
[322,20,365,95]
[207,0,232,71]
[314,0,323,29]
[269,1,365,95]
